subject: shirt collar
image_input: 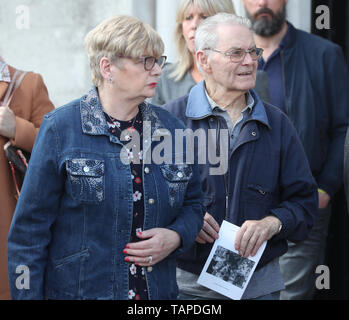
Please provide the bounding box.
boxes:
[186,81,270,128]
[205,88,254,116]
[0,60,11,83]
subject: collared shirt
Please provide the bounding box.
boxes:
[258,23,292,113]
[205,89,255,151]
[0,60,11,83]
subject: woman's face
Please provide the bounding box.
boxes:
[182,5,208,54]
[110,56,163,100]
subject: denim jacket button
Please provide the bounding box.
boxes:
[144,167,150,174]
[177,172,183,178]
[148,199,155,205]
[252,132,257,137]
[83,166,90,173]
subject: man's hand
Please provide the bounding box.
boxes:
[196,212,220,244]
[0,106,16,139]
[318,191,330,209]
[235,216,281,258]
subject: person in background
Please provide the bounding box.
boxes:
[164,13,318,300]
[7,15,203,300]
[242,0,349,299]
[151,0,270,106]
[0,56,54,300]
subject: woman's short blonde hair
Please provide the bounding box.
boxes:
[171,0,235,81]
[85,15,164,87]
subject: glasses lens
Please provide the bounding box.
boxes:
[229,49,244,62]
[157,56,166,68]
[251,48,263,60]
[144,57,156,71]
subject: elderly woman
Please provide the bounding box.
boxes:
[0,56,54,299]
[151,0,270,106]
[7,15,203,300]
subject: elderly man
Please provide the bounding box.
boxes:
[242,0,349,300]
[164,13,318,300]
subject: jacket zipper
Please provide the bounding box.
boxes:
[215,117,229,219]
[280,50,289,115]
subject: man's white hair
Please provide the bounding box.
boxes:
[195,12,252,53]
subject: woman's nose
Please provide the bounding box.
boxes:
[151,62,162,76]
[191,16,202,29]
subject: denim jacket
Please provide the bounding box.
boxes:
[7,87,203,300]
[164,82,318,275]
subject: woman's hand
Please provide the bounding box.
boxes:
[0,106,16,139]
[123,228,181,266]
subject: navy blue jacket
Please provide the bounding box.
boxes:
[164,82,318,274]
[280,23,349,197]
[7,87,204,300]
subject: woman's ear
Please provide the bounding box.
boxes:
[100,57,113,81]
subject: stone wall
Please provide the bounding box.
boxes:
[0,0,132,107]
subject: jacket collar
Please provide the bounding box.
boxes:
[80,87,169,139]
[282,21,297,50]
[186,81,271,129]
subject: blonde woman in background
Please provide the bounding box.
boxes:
[151,0,270,105]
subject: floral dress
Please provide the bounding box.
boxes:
[105,109,149,300]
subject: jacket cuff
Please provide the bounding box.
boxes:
[269,207,295,241]
[10,116,37,152]
[317,175,340,198]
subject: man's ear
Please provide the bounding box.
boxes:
[197,50,211,74]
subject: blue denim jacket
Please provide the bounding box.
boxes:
[7,87,204,300]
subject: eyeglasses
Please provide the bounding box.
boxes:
[117,55,167,71]
[204,47,264,63]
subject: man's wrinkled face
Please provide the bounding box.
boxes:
[242,0,287,37]
[207,24,258,94]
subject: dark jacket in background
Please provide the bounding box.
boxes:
[280,23,349,197]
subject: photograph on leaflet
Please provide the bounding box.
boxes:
[198,221,266,300]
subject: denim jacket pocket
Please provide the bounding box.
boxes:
[53,249,90,270]
[66,158,105,203]
[160,164,193,208]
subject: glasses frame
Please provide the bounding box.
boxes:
[117,55,167,71]
[204,47,264,63]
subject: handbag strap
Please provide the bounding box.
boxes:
[1,70,27,106]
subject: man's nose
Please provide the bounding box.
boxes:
[241,51,254,65]
[257,0,268,7]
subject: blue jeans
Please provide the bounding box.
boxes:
[279,206,331,300]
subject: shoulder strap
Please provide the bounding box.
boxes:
[2,70,28,106]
